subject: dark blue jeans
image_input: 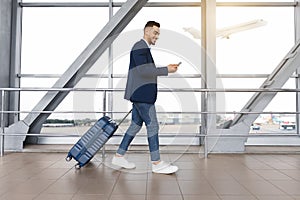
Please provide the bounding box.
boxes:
[116,102,160,161]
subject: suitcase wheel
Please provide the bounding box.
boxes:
[65,156,72,162]
[75,163,81,170]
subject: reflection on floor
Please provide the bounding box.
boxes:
[0,152,300,200]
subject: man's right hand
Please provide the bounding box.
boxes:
[167,64,179,73]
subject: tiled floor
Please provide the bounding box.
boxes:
[0,152,300,200]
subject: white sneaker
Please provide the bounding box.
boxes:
[152,161,178,174]
[111,156,136,169]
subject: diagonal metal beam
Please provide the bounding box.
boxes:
[230,39,300,127]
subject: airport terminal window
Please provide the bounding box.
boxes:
[20,7,108,120]
[19,2,298,141]
[215,6,295,132]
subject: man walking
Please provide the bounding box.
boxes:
[112,21,180,174]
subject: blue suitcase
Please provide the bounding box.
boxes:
[66,111,131,169]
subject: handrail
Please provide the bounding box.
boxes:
[1,87,300,157]
[19,73,289,78]
[1,110,300,115]
[0,87,300,92]
[19,2,296,8]
[0,133,298,138]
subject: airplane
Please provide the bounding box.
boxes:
[183,19,267,39]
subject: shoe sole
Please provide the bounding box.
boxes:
[111,162,136,169]
[152,168,178,174]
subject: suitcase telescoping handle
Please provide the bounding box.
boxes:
[117,109,133,127]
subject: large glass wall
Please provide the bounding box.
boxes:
[20,1,297,145]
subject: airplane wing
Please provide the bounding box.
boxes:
[183,27,201,39]
[216,19,267,39]
[184,19,267,39]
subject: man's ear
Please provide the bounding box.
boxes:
[144,27,150,36]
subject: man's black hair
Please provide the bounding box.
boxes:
[144,21,160,30]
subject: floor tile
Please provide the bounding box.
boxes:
[202,169,236,181]
[209,179,251,195]
[146,194,183,200]
[173,161,198,169]
[31,168,70,180]
[262,162,298,170]
[178,180,217,195]
[110,194,146,200]
[228,168,264,181]
[242,161,273,170]
[270,180,300,195]
[112,180,147,195]
[147,180,181,195]
[72,194,109,200]
[43,179,84,194]
[238,180,286,195]
[219,195,257,200]
[255,195,295,200]
[0,193,37,200]
[5,179,55,195]
[279,169,300,181]
[147,172,178,181]
[118,171,148,181]
[175,169,204,180]
[0,177,27,195]
[34,194,73,200]
[3,166,44,180]
[76,179,116,195]
[253,169,294,180]
[183,195,221,200]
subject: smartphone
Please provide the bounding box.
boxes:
[177,62,182,66]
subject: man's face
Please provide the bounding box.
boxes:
[144,25,160,45]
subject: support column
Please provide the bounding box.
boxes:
[295,0,300,135]
[0,0,22,126]
[0,0,23,151]
[108,0,114,118]
[0,0,12,128]
[9,0,22,125]
[201,0,217,152]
